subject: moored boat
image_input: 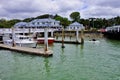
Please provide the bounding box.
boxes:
[3,34,37,48]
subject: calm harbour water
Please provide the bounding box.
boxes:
[0,38,120,80]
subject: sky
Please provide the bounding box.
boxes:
[0,0,120,20]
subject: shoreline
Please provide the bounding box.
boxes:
[54,31,103,39]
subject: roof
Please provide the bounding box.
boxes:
[14,18,61,28]
[30,18,60,23]
[69,22,84,27]
[14,22,28,27]
[28,18,60,27]
[70,22,82,26]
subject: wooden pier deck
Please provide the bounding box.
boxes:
[0,44,53,57]
[54,40,82,44]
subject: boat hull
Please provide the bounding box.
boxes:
[16,42,37,48]
[37,38,54,44]
[3,40,37,48]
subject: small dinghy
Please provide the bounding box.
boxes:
[86,39,100,43]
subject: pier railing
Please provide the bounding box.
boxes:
[0,28,58,34]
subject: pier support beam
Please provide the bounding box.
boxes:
[61,28,65,48]
[28,28,31,36]
[76,30,79,43]
[69,31,72,40]
[51,29,54,37]
[56,32,58,40]
[81,29,84,44]
[23,27,25,35]
[44,28,48,51]
[12,27,16,47]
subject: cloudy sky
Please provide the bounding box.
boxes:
[0,0,120,20]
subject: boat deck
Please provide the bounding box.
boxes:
[0,44,53,57]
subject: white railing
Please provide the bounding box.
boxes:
[0,28,58,34]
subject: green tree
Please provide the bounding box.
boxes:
[8,19,21,27]
[36,14,52,19]
[70,12,80,22]
[61,18,71,28]
[0,18,21,28]
[54,14,63,21]
[114,16,120,25]
[54,14,71,28]
[23,18,34,22]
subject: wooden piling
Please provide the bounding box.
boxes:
[54,40,81,44]
[51,29,53,37]
[61,28,65,48]
[44,28,48,51]
[76,30,79,42]
[81,29,84,44]
[12,27,16,47]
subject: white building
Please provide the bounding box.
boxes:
[14,22,28,28]
[67,22,84,30]
[14,18,62,30]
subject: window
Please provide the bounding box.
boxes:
[32,22,35,25]
[42,22,45,24]
[37,22,39,25]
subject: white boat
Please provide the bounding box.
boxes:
[3,34,37,48]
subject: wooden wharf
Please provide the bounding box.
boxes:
[104,25,120,40]
[54,40,81,44]
[0,44,53,57]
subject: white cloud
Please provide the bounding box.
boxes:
[81,0,120,18]
[0,0,120,19]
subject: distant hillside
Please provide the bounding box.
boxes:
[0,13,120,29]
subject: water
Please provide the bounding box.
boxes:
[0,38,120,80]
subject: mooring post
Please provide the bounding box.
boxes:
[51,29,54,37]
[12,27,16,47]
[61,28,65,48]
[22,27,25,35]
[56,32,58,40]
[76,29,79,43]
[81,29,84,44]
[44,28,48,52]
[29,28,31,36]
[69,30,71,40]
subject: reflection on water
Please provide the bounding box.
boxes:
[60,48,66,64]
[0,38,120,80]
[44,58,50,74]
[80,44,84,50]
[80,44,84,58]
